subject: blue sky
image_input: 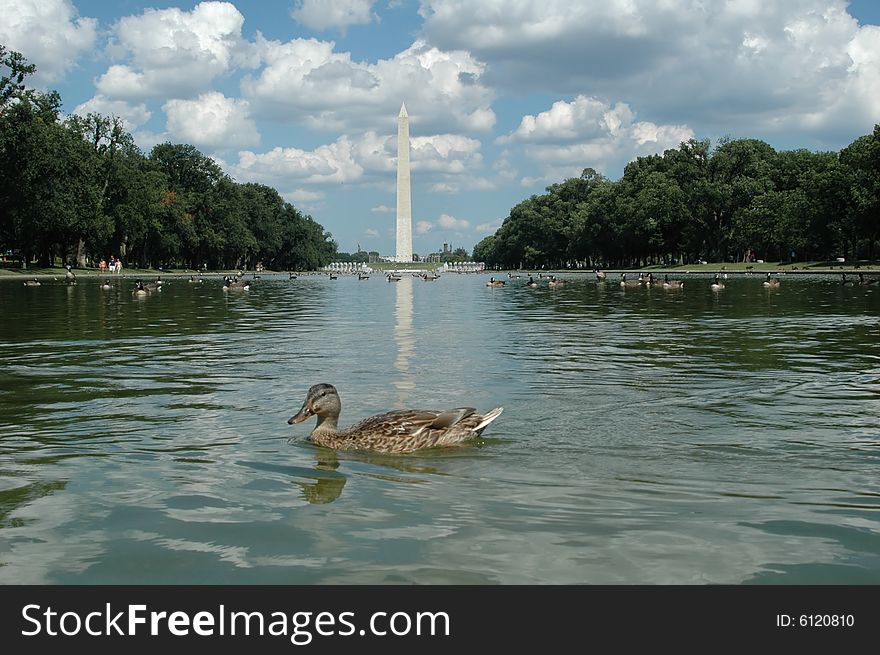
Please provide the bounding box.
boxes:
[2,0,879,256]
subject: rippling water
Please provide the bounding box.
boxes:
[1,272,879,584]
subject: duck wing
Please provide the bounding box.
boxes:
[348,408,476,438]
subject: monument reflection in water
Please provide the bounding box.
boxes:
[393,276,416,407]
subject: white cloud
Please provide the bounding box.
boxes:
[287,189,324,203]
[411,134,482,172]
[243,37,494,133]
[97,1,255,99]
[437,213,470,230]
[232,135,364,190]
[0,0,96,83]
[371,204,394,213]
[501,96,693,184]
[415,220,433,234]
[476,220,503,233]
[419,0,880,143]
[365,228,379,237]
[163,92,260,149]
[291,0,378,32]
[72,95,152,130]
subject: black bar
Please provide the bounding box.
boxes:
[1,586,875,652]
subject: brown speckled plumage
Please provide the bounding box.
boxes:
[288,383,504,454]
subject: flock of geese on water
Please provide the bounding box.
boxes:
[483,268,879,290]
[21,265,879,293]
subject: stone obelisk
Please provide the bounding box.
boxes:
[395,102,413,263]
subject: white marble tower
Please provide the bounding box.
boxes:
[395,102,413,263]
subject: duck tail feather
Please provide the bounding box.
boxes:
[474,407,504,433]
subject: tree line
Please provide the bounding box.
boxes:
[474,127,880,269]
[0,46,336,271]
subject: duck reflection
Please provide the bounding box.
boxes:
[298,448,347,504]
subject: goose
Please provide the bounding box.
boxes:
[547,276,565,288]
[711,274,725,291]
[620,273,641,287]
[23,278,41,287]
[662,274,683,289]
[486,277,506,287]
[144,276,163,292]
[223,275,250,291]
[763,273,781,288]
[525,276,538,288]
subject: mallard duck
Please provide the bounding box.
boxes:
[763,273,781,288]
[486,277,506,287]
[288,383,504,454]
[662,274,683,289]
[711,274,725,290]
[548,275,564,288]
[525,276,538,288]
[23,278,41,287]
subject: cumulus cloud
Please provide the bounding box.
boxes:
[371,204,394,213]
[291,0,378,32]
[365,228,380,237]
[0,0,97,83]
[437,213,470,230]
[476,220,503,233]
[231,135,365,192]
[227,130,485,195]
[242,37,494,133]
[288,189,324,202]
[411,134,482,172]
[419,0,880,143]
[501,95,693,184]
[163,92,260,149]
[415,220,433,234]
[97,1,255,99]
[72,95,152,130]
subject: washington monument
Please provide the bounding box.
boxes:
[395,102,413,263]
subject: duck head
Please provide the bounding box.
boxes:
[289,383,341,425]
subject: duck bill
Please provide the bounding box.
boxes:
[288,404,315,424]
